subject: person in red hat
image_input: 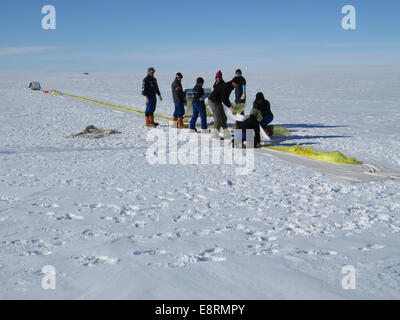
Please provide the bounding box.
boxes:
[207,72,241,139]
[214,70,223,88]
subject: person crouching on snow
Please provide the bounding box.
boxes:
[233,109,262,148]
[189,77,208,133]
[142,67,163,127]
[253,92,274,137]
[171,72,188,129]
[207,74,241,139]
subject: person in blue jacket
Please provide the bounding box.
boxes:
[234,69,247,104]
[189,77,208,133]
[233,69,247,127]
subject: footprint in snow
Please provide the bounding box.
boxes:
[74,255,120,267]
[358,244,385,252]
[80,229,111,239]
[101,216,128,224]
[2,239,53,256]
[57,213,84,220]
[20,250,52,256]
[295,249,338,256]
[131,249,167,256]
[161,247,226,269]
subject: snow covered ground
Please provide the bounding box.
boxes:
[1,67,400,299]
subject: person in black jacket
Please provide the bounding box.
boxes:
[233,112,261,148]
[233,69,247,127]
[208,75,241,139]
[213,70,224,88]
[142,67,163,127]
[189,77,208,132]
[253,92,274,134]
[234,69,247,104]
[171,72,187,128]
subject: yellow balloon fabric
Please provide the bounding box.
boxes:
[264,145,362,165]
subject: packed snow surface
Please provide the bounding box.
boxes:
[0,67,400,299]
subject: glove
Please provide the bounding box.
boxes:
[229,103,237,114]
[144,96,149,103]
[235,103,246,114]
[158,95,163,101]
[241,93,246,101]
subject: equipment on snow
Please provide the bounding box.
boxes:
[28,82,41,91]
[63,125,121,139]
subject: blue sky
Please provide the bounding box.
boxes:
[0,0,399,71]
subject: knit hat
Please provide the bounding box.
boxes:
[235,69,242,75]
[256,92,265,101]
[215,70,223,79]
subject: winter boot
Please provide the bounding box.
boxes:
[150,116,159,127]
[177,118,188,129]
[265,125,274,137]
[145,116,153,127]
[201,129,210,134]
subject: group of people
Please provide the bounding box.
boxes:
[141,67,274,147]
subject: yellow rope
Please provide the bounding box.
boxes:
[50,90,172,121]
